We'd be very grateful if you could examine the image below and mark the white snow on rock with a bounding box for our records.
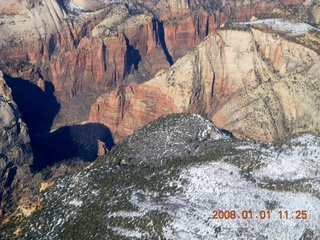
[131,155,320,239]
[109,210,145,218]
[67,3,85,12]
[237,18,319,36]
[68,0,123,12]
[254,134,320,183]
[192,114,227,141]
[108,227,142,238]
[69,198,83,207]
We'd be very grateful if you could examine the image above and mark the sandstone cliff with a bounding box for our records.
[0,71,39,216]
[0,0,310,131]
[89,26,320,142]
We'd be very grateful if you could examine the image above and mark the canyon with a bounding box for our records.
[0,0,320,223]
[89,26,320,142]
[0,71,40,217]
[1,0,316,133]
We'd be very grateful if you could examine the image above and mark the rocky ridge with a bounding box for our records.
[89,24,320,142]
[0,71,39,216]
[2,114,318,239]
[0,0,313,130]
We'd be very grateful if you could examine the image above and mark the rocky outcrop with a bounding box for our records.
[0,0,311,131]
[89,82,179,141]
[0,71,39,216]
[211,28,320,141]
[89,27,320,142]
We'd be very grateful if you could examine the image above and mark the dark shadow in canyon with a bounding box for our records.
[124,37,142,77]
[3,74,60,136]
[157,20,174,66]
[3,74,114,171]
[32,123,114,171]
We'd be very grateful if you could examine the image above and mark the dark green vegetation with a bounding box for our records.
[0,114,241,239]
[1,114,319,239]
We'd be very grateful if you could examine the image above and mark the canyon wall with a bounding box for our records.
[0,0,305,131]
[89,27,320,142]
[0,71,39,216]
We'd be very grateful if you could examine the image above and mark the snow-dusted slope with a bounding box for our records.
[254,134,320,183]
[108,114,227,165]
[131,161,320,239]
[3,114,319,239]
[237,18,319,36]
[129,134,320,239]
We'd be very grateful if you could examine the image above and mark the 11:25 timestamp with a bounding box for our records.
[212,210,308,220]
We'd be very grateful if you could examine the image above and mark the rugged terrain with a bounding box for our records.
[89,22,320,142]
[0,71,40,217]
[0,0,319,156]
[1,114,319,239]
[1,0,319,130]
[0,0,320,238]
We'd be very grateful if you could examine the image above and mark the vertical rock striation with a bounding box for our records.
[0,71,38,216]
[89,27,320,142]
[0,0,307,129]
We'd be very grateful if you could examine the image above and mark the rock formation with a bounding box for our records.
[0,0,311,130]
[89,26,320,142]
[0,71,39,216]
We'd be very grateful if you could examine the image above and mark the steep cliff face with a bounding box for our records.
[0,1,170,127]
[89,83,179,141]
[0,0,310,130]
[0,71,38,216]
[89,26,320,142]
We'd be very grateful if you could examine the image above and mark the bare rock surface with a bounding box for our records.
[90,26,320,142]
[0,71,39,216]
[0,0,311,130]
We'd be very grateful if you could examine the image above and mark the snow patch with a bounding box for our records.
[131,159,320,239]
[237,18,319,36]
[109,210,145,218]
[69,199,83,207]
[108,227,142,238]
[192,114,226,141]
[254,134,320,182]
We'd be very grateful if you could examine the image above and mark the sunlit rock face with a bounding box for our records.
[89,25,320,142]
[0,0,308,130]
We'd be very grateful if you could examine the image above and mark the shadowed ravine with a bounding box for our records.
[3,74,114,171]
[32,123,114,170]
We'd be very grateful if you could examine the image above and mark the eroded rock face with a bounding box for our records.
[0,71,38,215]
[0,0,308,130]
[0,0,41,14]
[89,83,179,141]
[89,27,320,142]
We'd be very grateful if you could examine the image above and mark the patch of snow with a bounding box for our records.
[235,143,258,150]
[92,190,100,196]
[131,160,320,239]
[68,0,124,12]
[108,227,142,239]
[192,114,227,140]
[254,134,320,182]
[69,199,83,207]
[109,210,145,218]
[67,3,85,12]
[237,18,319,36]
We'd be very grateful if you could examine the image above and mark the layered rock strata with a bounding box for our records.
[0,0,308,130]
[89,27,320,142]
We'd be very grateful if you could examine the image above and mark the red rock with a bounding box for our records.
[89,82,179,141]
[0,0,310,132]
